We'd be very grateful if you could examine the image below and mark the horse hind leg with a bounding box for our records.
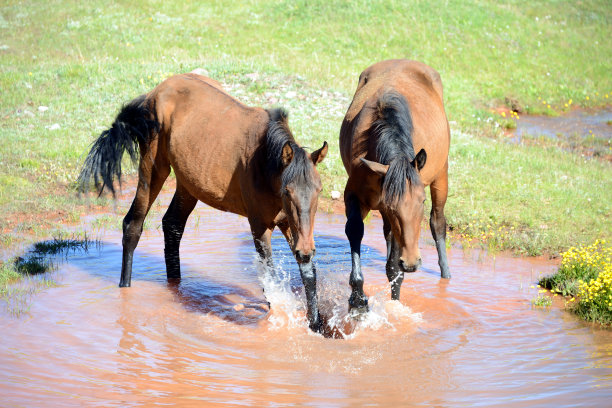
[119,154,170,287]
[162,185,198,280]
[429,162,451,279]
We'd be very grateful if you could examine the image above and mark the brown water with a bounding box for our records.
[2,194,612,407]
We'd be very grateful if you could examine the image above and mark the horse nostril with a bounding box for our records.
[295,250,313,264]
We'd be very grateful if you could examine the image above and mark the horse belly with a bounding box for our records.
[168,129,248,216]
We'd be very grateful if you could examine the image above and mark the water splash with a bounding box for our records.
[255,253,422,339]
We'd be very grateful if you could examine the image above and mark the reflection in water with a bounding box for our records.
[1,197,611,407]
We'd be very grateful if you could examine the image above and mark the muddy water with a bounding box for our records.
[515,107,612,141]
[2,195,612,407]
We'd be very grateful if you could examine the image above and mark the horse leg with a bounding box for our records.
[383,214,404,300]
[251,221,324,332]
[119,158,170,287]
[162,184,198,280]
[250,222,274,272]
[277,220,321,332]
[430,162,451,279]
[345,193,368,313]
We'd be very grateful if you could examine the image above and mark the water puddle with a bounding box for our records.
[1,190,611,406]
[514,107,612,142]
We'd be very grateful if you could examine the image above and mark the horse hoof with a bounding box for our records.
[349,292,368,311]
[441,271,451,279]
[309,321,323,333]
[308,313,323,333]
[119,282,131,288]
[348,305,369,320]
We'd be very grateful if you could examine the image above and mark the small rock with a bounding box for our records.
[38,106,48,112]
[233,303,245,312]
[48,123,60,130]
[331,190,341,200]
[285,91,297,99]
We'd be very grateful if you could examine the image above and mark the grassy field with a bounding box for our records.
[1,0,611,257]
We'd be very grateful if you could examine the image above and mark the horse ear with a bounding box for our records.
[281,143,294,167]
[311,141,328,166]
[360,158,389,177]
[412,149,427,172]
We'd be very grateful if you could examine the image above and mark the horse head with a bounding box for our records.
[266,109,329,264]
[279,141,328,264]
[361,148,427,272]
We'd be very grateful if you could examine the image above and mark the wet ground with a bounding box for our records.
[1,191,611,407]
[514,107,612,142]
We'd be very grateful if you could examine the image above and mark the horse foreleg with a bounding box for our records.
[277,219,321,333]
[298,261,321,332]
[162,185,198,280]
[430,163,451,279]
[120,161,169,287]
[382,214,404,300]
[251,223,274,272]
[345,193,368,314]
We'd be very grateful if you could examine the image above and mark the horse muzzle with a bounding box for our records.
[295,248,315,264]
[399,257,421,273]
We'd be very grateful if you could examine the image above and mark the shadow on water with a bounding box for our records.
[53,231,386,335]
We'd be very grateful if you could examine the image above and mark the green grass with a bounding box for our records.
[13,255,52,275]
[446,131,611,255]
[0,261,21,297]
[0,236,96,313]
[0,0,610,260]
[539,240,612,325]
[1,256,54,315]
[32,233,95,256]
[531,294,553,308]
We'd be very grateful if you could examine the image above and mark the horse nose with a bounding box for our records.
[295,248,315,264]
[399,257,421,272]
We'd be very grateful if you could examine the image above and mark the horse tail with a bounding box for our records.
[77,94,159,197]
[371,90,417,206]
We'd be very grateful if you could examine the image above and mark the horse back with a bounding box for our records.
[147,74,270,216]
[340,59,450,187]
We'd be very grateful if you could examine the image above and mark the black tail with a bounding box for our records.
[371,90,418,206]
[77,95,159,196]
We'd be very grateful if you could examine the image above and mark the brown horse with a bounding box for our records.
[339,59,450,313]
[78,73,328,332]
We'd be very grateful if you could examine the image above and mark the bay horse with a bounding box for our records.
[78,73,328,332]
[339,59,451,314]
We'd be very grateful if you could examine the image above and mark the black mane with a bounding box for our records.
[265,108,313,191]
[371,90,420,206]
